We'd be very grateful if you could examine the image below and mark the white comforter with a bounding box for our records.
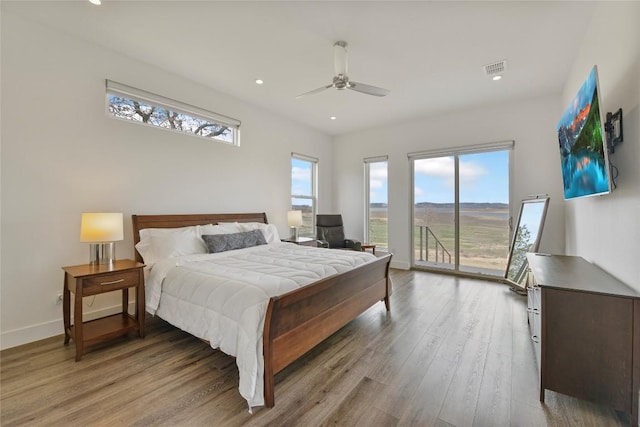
[145,242,376,408]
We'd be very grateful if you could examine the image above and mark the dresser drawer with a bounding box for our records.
[82,270,139,294]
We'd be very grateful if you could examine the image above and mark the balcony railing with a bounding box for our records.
[416,225,451,264]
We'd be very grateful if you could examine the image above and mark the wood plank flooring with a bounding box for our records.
[1,270,630,426]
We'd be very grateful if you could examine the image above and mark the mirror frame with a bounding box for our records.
[504,196,550,287]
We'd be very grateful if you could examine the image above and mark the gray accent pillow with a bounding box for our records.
[202,229,267,253]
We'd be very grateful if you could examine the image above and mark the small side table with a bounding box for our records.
[62,259,145,361]
[361,244,376,254]
[281,237,319,247]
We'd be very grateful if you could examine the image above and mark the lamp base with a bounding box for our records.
[290,226,299,241]
[89,242,116,266]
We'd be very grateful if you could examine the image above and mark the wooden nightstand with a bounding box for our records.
[62,259,145,361]
[281,237,318,247]
[361,244,376,254]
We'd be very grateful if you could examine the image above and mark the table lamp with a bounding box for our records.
[287,210,303,240]
[80,212,124,265]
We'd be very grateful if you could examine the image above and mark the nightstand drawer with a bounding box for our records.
[83,270,139,294]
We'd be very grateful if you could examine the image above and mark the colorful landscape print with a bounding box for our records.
[557,66,610,199]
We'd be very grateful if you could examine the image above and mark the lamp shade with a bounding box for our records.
[80,213,124,242]
[287,210,303,227]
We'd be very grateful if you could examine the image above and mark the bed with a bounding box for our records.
[131,212,392,409]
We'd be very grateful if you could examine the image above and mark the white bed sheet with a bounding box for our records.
[145,242,376,408]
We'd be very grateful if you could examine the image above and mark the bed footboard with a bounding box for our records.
[262,253,392,407]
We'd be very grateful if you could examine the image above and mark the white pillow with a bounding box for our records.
[135,227,207,265]
[139,225,200,239]
[200,223,242,235]
[232,222,280,244]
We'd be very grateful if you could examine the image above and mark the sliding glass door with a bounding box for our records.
[411,144,511,276]
[413,157,456,270]
[458,150,510,274]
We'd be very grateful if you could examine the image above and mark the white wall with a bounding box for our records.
[333,96,566,270]
[0,12,333,349]
[562,2,640,290]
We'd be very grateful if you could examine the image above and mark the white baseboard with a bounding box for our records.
[2,260,410,350]
[0,302,136,350]
[390,260,410,270]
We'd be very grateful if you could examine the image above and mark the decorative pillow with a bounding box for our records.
[135,227,207,265]
[202,229,267,253]
[219,222,280,243]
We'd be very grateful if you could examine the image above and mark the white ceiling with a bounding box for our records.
[4,1,597,136]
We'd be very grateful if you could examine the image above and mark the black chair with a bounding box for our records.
[316,214,362,251]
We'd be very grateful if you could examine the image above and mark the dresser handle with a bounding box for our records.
[532,335,540,343]
[100,278,125,286]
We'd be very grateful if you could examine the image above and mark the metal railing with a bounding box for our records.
[417,225,451,264]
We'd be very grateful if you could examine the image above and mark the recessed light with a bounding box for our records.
[492,75,503,81]
[255,79,264,85]
[330,116,337,120]
[88,0,101,5]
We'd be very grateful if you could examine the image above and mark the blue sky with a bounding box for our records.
[368,161,388,204]
[414,150,510,204]
[291,158,313,207]
[368,151,509,204]
[293,151,509,206]
[291,158,312,197]
[519,200,546,242]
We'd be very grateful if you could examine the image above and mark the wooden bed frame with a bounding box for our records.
[131,212,392,407]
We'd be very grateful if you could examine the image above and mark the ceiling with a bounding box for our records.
[3,1,597,136]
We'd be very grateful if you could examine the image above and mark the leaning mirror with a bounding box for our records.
[504,197,550,288]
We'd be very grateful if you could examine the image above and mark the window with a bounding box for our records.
[106,80,240,145]
[291,153,318,237]
[365,156,388,249]
[410,141,513,276]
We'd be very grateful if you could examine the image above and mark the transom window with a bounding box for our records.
[106,80,240,145]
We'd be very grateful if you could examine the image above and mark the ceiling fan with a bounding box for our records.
[296,41,390,98]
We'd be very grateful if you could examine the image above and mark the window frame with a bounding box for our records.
[291,153,318,237]
[408,140,514,274]
[364,155,389,249]
[106,80,241,145]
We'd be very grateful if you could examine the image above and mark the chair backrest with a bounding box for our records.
[316,214,346,248]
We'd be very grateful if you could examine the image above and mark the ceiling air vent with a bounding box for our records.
[483,60,507,77]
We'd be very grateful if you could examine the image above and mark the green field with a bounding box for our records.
[370,206,509,271]
[295,204,510,272]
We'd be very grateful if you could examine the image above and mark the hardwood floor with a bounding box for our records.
[1,270,630,426]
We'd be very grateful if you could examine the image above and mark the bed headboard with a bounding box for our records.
[131,212,268,263]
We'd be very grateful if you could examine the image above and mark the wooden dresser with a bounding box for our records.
[526,253,640,426]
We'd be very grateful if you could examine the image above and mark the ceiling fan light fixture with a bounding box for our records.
[296,40,390,99]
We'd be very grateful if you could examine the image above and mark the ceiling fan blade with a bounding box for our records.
[347,81,390,97]
[296,84,333,99]
[334,41,348,76]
